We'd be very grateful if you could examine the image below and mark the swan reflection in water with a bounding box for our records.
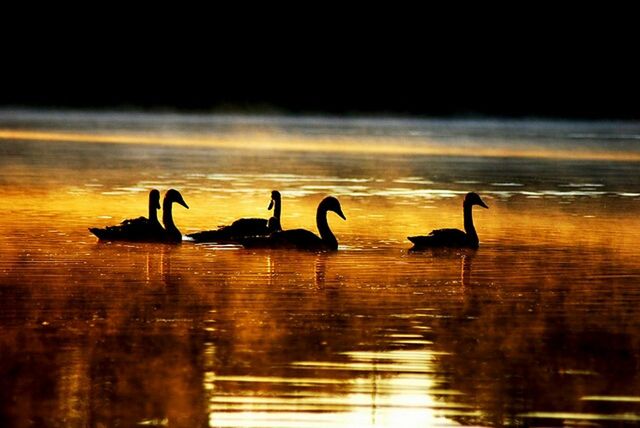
[263,250,333,289]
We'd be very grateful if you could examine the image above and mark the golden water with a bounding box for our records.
[1,112,640,427]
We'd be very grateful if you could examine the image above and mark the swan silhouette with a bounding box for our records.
[89,189,163,242]
[188,190,282,243]
[241,196,346,251]
[160,189,190,242]
[90,189,189,243]
[408,192,488,249]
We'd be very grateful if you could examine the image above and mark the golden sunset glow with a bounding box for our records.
[2,114,640,427]
[2,128,640,161]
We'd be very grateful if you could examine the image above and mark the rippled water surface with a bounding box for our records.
[2,111,640,427]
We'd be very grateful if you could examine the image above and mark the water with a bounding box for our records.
[1,111,640,427]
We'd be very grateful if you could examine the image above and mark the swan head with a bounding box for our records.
[150,189,161,210]
[320,196,346,220]
[268,190,281,210]
[164,189,189,209]
[464,192,488,209]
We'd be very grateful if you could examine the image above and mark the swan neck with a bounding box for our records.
[463,202,478,244]
[274,198,281,221]
[162,200,180,236]
[148,200,159,224]
[317,206,337,249]
[267,198,282,231]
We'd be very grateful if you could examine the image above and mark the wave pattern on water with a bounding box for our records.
[2,113,640,427]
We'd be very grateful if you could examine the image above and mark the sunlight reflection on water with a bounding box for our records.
[1,113,640,427]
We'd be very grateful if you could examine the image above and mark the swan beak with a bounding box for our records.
[155,201,161,210]
[178,198,189,209]
[336,208,346,220]
[268,199,274,210]
[478,200,489,209]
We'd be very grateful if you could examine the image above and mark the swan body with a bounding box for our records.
[89,189,163,242]
[188,191,282,243]
[408,192,488,249]
[90,189,189,243]
[241,196,346,251]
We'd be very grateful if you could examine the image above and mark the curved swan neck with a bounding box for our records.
[316,206,337,249]
[463,202,478,245]
[162,199,180,236]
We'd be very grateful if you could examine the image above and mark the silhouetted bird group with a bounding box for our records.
[90,189,489,250]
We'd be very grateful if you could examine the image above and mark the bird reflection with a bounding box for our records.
[460,250,486,322]
[461,251,475,287]
[263,250,332,288]
[315,253,328,288]
[141,244,178,285]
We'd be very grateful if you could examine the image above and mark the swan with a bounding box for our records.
[408,192,488,249]
[89,189,163,241]
[90,189,189,243]
[241,196,346,251]
[187,190,282,243]
[160,189,190,242]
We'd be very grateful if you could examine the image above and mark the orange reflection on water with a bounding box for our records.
[2,122,640,426]
[3,128,640,161]
[2,172,640,255]
[2,237,640,427]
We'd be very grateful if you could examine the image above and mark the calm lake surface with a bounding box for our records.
[2,110,640,427]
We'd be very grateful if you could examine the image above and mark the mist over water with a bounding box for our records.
[1,111,640,427]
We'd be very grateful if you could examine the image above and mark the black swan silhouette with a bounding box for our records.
[241,196,346,251]
[408,192,488,249]
[188,190,282,243]
[90,189,188,243]
[89,189,163,242]
[160,189,190,242]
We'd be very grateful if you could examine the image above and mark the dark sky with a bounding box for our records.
[2,21,637,120]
